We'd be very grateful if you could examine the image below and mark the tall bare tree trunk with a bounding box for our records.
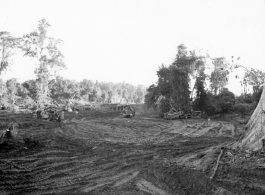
[236,84,265,150]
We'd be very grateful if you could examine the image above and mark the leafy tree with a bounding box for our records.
[21,19,65,107]
[22,80,37,100]
[170,45,203,112]
[156,65,172,98]
[69,82,80,98]
[193,70,207,111]
[210,57,229,95]
[122,89,129,103]
[0,32,19,75]
[89,87,101,102]
[145,84,159,108]
[0,79,6,95]
[80,79,94,100]
[203,92,219,115]
[170,65,190,112]
[243,68,265,94]
[108,91,113,103]
[217,88,235,113]
[47,76,81,101]
[135,85,146,103]
[236,93,253,104]
[159,98,171,117]
[6,78,18,104]
[252,87,263,103]
[16,82,28,98]
[98,82,112,93]
[101,90,108,103]
[171,45,208,112]
[233,103,251,116]
[145,44,206,113]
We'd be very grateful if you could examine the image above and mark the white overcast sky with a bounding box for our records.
[1,0,265,95]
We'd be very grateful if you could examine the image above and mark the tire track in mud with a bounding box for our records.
[0,118,169,194]
[0,112,237,194]
[169,119,235,138]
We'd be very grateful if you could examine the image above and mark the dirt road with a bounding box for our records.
[0,111,264,194]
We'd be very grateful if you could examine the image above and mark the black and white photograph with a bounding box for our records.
[0,0,265,194]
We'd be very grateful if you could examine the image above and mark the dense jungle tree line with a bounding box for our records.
[1,19,264,115]
[1,19,265,150]
[0,77,146,107]
[145,44,264,116]
[0,19,146,108]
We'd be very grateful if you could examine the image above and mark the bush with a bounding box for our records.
[217,89,235,113]
[233,103,251,116]
[252,88,263,103]
[205,104,219,116]
[236,94,254,104]
[249,102,257,111]
[159,98,170,117]
[219,101,234,113]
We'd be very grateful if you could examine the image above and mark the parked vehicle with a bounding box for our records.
[36,105,61,122]
[84,104,96,111]
[164,108,186,119]
[191,111,202,118]
[120,105,135,118]
[183,110,202,119]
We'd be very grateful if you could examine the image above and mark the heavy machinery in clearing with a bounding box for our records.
[36,105,61,122]
[120,105,135,118]
[164,109,187,119]
[120,109,135,118]
[164,110,202,120]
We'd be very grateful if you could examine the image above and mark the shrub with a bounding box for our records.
[236,94,254,104]
[249,102,257,111]
[219,101,234,113]
[159,98,170,117]
[252,88,263,103]
[205,103,219,116]
[217,89,235,113]
[233,103,251,116]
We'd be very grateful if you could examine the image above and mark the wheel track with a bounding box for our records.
[1,112,238,194]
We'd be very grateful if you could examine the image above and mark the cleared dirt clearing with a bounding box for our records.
[0,111,264,194]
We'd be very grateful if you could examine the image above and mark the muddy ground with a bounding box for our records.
[0,110,265,195]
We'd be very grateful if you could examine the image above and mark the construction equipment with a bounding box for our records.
[84,104,96,111]
[164,109,186,119]
[120,105,135,118]
[191,111,202,118]
[36,105,61,122]
[120,110,135,118]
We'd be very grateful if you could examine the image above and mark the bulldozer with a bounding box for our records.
[120,105,135,118]
[164,107,188,120]
[36,105,61,122]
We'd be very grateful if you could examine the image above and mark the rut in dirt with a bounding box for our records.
[2,111,264,195]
